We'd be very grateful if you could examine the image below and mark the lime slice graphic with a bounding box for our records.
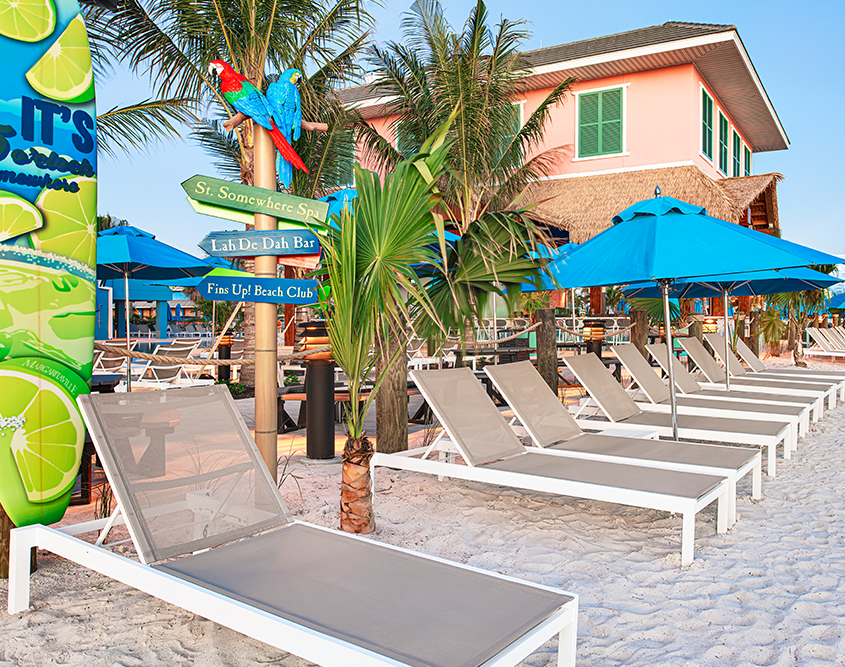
[0,0,56,42]
[0,190,43,242]
[0,357,87,504]
[25,14,93,103]
[31,176,97,268]
[0,248,95,379]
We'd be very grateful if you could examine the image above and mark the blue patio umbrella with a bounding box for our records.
[97,225,211,390]
[828,293,845,310]
[624,267,842,390]
[552,195,843,439]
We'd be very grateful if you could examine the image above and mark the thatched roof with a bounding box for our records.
[524,166,783,244]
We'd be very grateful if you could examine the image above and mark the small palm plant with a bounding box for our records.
[317,123,451,533]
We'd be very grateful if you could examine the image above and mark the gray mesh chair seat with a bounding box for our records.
[563,353,793,476]
[705,333,845,389]
[484,361,761,527]
[678,336,834,409]
[8,385,578,667]
[733,335,845,379]
[374,367,730,566]
[646,342,819,412]
[158,522,569,667]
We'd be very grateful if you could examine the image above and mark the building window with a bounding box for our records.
[743,145,752,176]
[702,89,714,159]
[732,131,742,177]
[578,88,623,158]
[718,112,729,174]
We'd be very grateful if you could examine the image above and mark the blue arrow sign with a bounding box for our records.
[199,230,320,258]
[198,276,320,304]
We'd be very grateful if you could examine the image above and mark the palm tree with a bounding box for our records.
[85,0,375,387]
[357,0,570,349]
[358,0,574,231]
[317,124,451,533]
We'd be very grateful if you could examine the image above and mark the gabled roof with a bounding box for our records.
[522,22,735,67]
[523,165,782,243]
[341,21,788,152]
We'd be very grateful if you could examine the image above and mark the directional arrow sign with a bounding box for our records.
[182,175,329,224]
[198,276,320,304]
[199,230,320,258]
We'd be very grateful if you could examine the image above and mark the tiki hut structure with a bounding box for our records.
[526,165,782,243]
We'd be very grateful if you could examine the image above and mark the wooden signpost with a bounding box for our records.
[198,276,319,304]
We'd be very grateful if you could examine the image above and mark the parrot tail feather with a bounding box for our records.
[268,121,308,174]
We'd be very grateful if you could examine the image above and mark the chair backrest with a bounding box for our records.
[99,339,137,371]
[677,337,727,382]
[830,327,845,347]
[733,336,768,372]
[610,344,670,404]
[806,327,834,351]
[145,342,197,383]
[646,343,703,394]
[562,354,641,422]
[484,361,581,447]
[410,368,526,467]
[704,333,748,376]
[818,327,845,350]
[78,385,292,565]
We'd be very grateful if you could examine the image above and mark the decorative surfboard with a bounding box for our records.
[0,0,96,526]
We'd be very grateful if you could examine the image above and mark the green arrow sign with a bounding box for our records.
[182,175,329,224]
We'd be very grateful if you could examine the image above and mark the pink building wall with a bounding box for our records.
[357,63,754,180]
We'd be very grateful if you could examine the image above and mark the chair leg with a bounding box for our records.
[681,512,695,567]
[752,461,762,500]
[784,431,794,460]
[726,477,737,528]
[557,617,578,667]
[716,491,728,535]
[767,443,776,478]
[7,527,36,614]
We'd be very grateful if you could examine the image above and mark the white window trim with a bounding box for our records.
[574,83,629,160]
[717,109,729,175]
[514,99,527,127]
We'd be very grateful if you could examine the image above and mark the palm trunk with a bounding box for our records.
[787,305,796,352]
[793,324,808,368]
[340,434,375,533]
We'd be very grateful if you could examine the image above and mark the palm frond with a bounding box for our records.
[97,97,199,159]
[191,118,244,181]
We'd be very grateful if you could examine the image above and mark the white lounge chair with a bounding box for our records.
[484,361,760,527]
[679,336,836,410]
[805,328,845,358]
[647,343,818,433]
[736,338,845,380]
[8,385,579,667]
[563,353,793,476]
[611,343,805,445]
[133,341,212,388]
[374,367,730,566]
[704,334,845,400]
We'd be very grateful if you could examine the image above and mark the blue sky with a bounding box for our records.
[96,0,845,258]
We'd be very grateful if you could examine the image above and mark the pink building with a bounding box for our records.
[341,22,788,241]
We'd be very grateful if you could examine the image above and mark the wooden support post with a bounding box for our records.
[536,308,558,395]
[631,310,648,360]
[284,267,295,347]
[589,286,603,315]
[375,323,408,454]
[253,126,279,479]
[0,502,11,579]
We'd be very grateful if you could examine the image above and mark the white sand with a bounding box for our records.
[3,356,845,666]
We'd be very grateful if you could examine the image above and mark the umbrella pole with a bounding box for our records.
[571,288,576,343]
[660,281,679,440]
[723,290,731,391]
[124,271,131,392]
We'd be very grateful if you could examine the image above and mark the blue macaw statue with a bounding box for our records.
[267,69,304,189]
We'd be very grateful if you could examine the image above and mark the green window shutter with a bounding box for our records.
[579,88,623,157]
[600,88,622,154]
[718,112,729,174]
[579,92,600,157]
[744,146,752,176]
[732,132,741,177]
[702,90,713,159]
